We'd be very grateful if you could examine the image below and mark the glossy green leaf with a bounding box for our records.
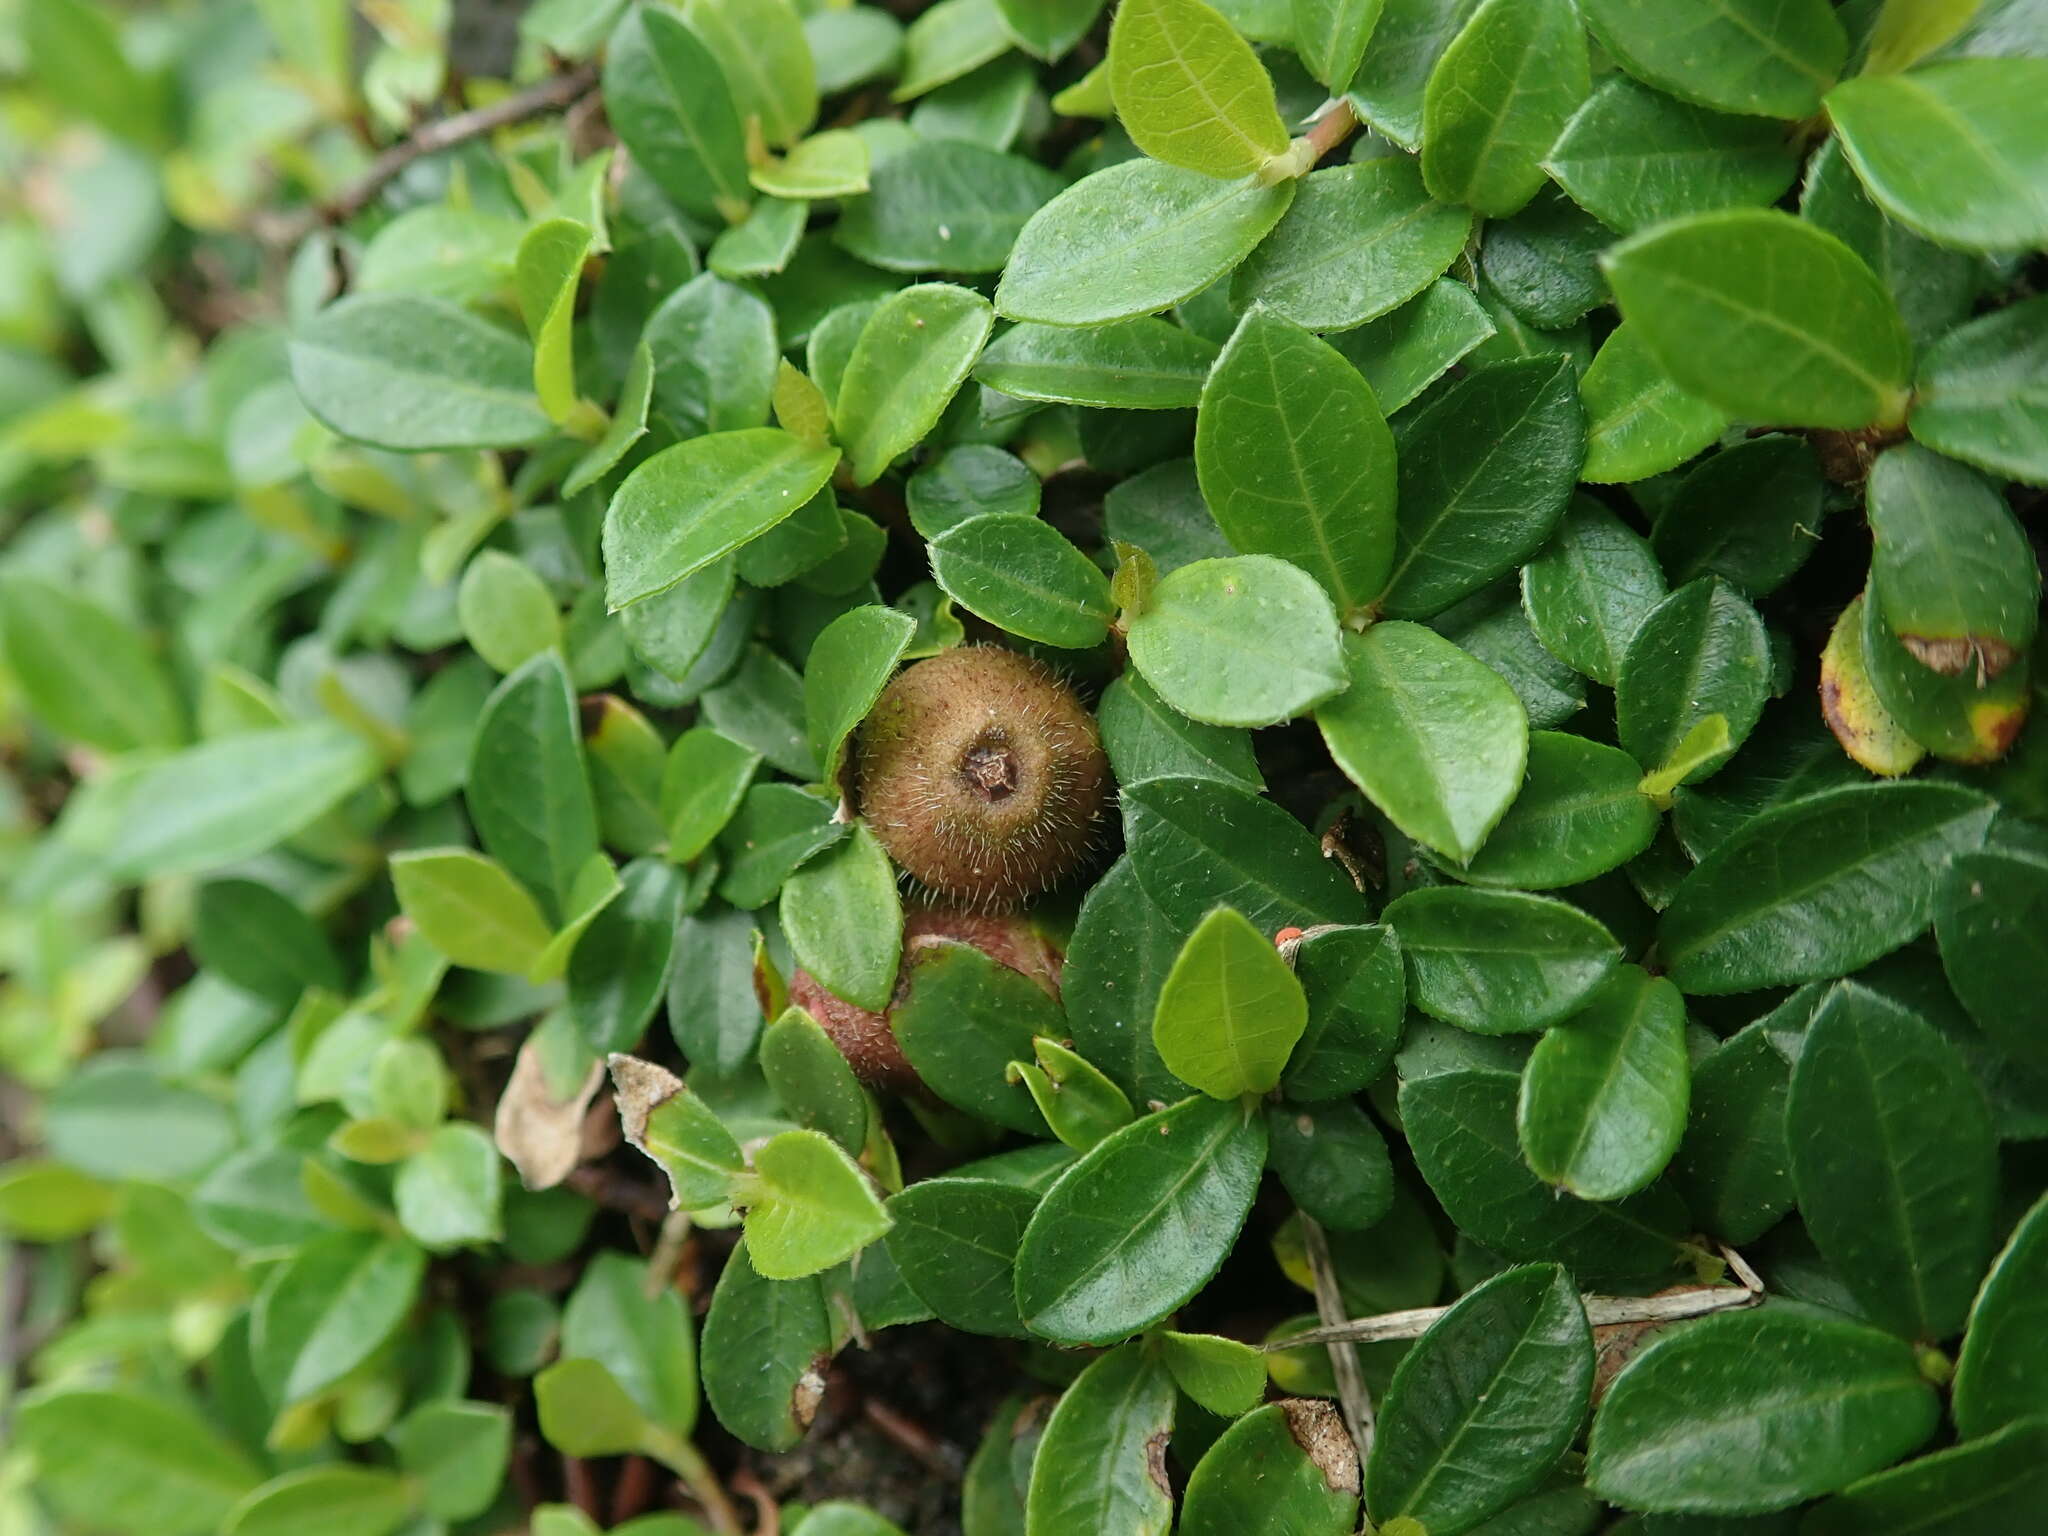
[744,1128,891,1279]
[1346,0,1483,147]
[837,283,993,484]
[1670,1019,1795,1245]
[1616,578,1770,785]
[515,218,592,422]
[1651,432,1824,599]
[1461,733,1660,890]
[643,273,777,437]
[1232,159,1474,332]
[976,318,1219,410]
[1266,1097,1392,1229]
[761,1006,870,1155]
[1388,887,1621,1035]
[1478,189,1609,331]
[1282,923,1405,1101]
[780,825,902,1014]
[1098,671,1262,790]
[1369,1263,1593,1533]
[1803,1417,2048,1536]
[14,1387,260,1535]
[1827,59,2048,252]
[996,158,1296,326]
[1107,0,1290,178]
[836,139,1062,274]
[1522,499,1668,687]
[1126,555,1350,728]
[1910,294,2048,487]
[928,513,1114,648]
[1937,849,2048,1077]
[1024,1343,1176,1536]
[469,651,601,920]
[1659,782,1997,994]
[1602,210,1912,430]
[661,728,759,863]
[884,1177,1038,1337]
[1152,906,1309,1099]
[290,294,551,450]
[0,574,183,752]
[1439,584,1590,731]
[1326,276,1495,414]
[1317,622,1529,863]
[893,940,1064,1133]
[1577,322,1731,484]
[701,1239,838,1451]
[1518,966,1688,1201]
[802,604,915,785]
[1421,0,1590,217]
[1123,774,1365,931]
[1546,77,1799,233]
[570,859,685,1055]
[1787,982,1997,1341]
[1195,307,1397,617]
[1586,1307,1938,1515]
[1381,357,1584,618]
[389,849,553,976]
[1184,1400,1360,1535]
[1014,1094,1267,1344]
[603,5,750,220]
[1580,0,1845,118]
[1953,1189,2048,1437]
[604,428,841,610]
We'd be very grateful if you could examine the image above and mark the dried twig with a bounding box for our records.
[1300,1216,1376,1462]
[254,63,600,247]
[1275,1276,1765,1353]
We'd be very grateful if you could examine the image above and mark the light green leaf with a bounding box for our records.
[1579,0,1846,118]
[1421,0,1590,217]
[391,849,554,976]
[0,574,184,753]
[602,4,751,221]
[779,824,903,1013]
[928,513,1115,648]
[744,1128,892,1279]
[14,1387,260,1535]
[457,549,561,675]
[975,318,1220,410]
[683,0,816,148]
[835,283,994,484]
[515,218,593,422]
[1107,0,1290,178]
[1153,906,1309,1099]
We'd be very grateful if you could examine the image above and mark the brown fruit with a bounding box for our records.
[791,906,1064,1091]
[854,646,1108,909]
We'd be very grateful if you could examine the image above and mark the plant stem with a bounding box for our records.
[1300,1216,1376,1462]
[1274,1277,1763,1352]
[644,1429,745,1536]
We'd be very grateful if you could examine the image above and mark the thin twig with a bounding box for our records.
[644,1210,694,1299]
[1300,97,1359,163]
[1300,1216,1376,1462]
[255,63,600,247]
[1275,1279,1764,1353]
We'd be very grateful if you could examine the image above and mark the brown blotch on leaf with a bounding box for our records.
[1900,633,2020,682]
[1281,1398,1361,1496]
[1145,1431,1173,1495]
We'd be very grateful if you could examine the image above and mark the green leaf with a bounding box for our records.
[1804,1417,2048,1536]
[1601,209,1912,430]
[1015,1094,1268,1344]
[15,1387,260,1534]
[1125,555,1350,728]
[1580,0,1844,118]
[1827,59,2048,252]
[1152,905,1309,1099]
[1910,293,2048,487]
[976,318,1219,410]
[1381,357,1584,618]
[1518,966,1688,1201]
[1866,443,2039,672]
[835,139,1063,274]
[709,196,807,279]
[1122,774,1365,931]
[1024,1344,1176,1536]
[684,0,815,147]
[391,1401,513,1521]
[996,158,1296,326]
[895,0,1013,100]
[1402,1069,1686,1279]
[0,1161,115,1242]
[560,1247,698,1439]
[644,273,777,438]
[0,574,183,752]
[395,1122,503,1249]
[1266,1097,1392,1229]
[836,283,994,484]
[1064,855,1200,1105]
[223,1468,415,1536]
[611,1054,746,1209]
[1659,782,1996,994]
[290,294,551,450]
[743,1128,891,1280]
[603,428,842,610]
[1546,76,1799,233]
[928,512,1115,648]
[1478,188,1609,330]
[1389,887,1622,1035]
[884,1177,1039,1337]
[716,782,844,909]
[1369,1263,1593,1533]
[1651,432,1824,599]
[1158,1330,1270,1418]
[515,218,593,422]
[1522,498,1668,688]
[1316,622,1529,863]
[661,728,760,863]
[469,651,602,920]
[1183,1401,1360,1534]
[762,1006,871,1155]
[1670,1020,1795,1245]
[570,858,685,1055]
[1439,585,1589,732]
[701,1239,838,1451]
[1017,1037,1138,1152]
[1232,159,1473,332]
[1787,983,1997,1342]
[1577,321,1731,485]
[1421,0,1590,216]
[602,5,750,221]
[1616,578,1771,786]
[1459,732,1661,890]
[1283,924,1405,1101]
[1325,276,1496,414]
[780,825,902,1013]
[1586,1307,1938,1515]
[1294,0,1385,92]
[536,1357,651,1457]
[22,0,165,146]
[1195,307,1398,617]
[754,128,871,200]
[253,1230,425,1405]
[803,604,916,786]
[1107,0,1290,178]
[1856,587,2031,767]
[1347,0,1484,147]
[893,940,1063,1133]
[1937,850,2048,1077]
[1954,1191,2048,1437]
[190,878,342,1007]
[1098,671,1262,790]
[69,722,382,880]
[997,0,1104,59]
[391,849,554,976]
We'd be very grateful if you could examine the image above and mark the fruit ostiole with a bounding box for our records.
[791,645,1108,1089]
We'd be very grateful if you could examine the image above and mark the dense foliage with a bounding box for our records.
[4,0,2048,1532]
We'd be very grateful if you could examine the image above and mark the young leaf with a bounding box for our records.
[1421,0,1590,217]
[1368,1263,1593,1533]
[1152,906,1309,1099]
[514,218,593,422]
[1579,0,1846,119]
[1183,1400,1360,1535]
[1387,887,1622,1035]
[1602,209,1912,430]
[1107,0,1290,179]
[1316,623,1529,864]
[835,283,994,484]
[1518,966,1689,1201]
[743,1129,891,1280]
[390,850,555,976]
[395,1122,504,1249]
[1195,307,1398,617]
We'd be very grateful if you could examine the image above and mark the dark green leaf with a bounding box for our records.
[835,139,1064,274]
[1952,1191,2048,1438]
[1522,498,1668,688]
[603,5,750,221]
[1183,1400,1360,1535]
[1937,849,2048,1077]
[1266,1098,1392,1230]
[884,1178,1038,1337]
[1326,277,1495,414]
[893,940,1062,1133]
[1461,733,1660,890]
[1910,293,2048,487]
[469,652,601,921]
[1282,923,1406,1102]
[1579,0,1845,118]
[976,318,1219,410]
[1616,579,1771,785]
[1670,1020,1795,1246]
[1651,434,1823,599]
[1421,0,1590,217]
[1023,1344,1176,1536]
[1803,1417,2048,1536]
[701,1239,838,1451]
[1123,775,1365,931]
[1388,887,1622,1034]
[569,859,684,1055]
[1098,672,1262,790]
